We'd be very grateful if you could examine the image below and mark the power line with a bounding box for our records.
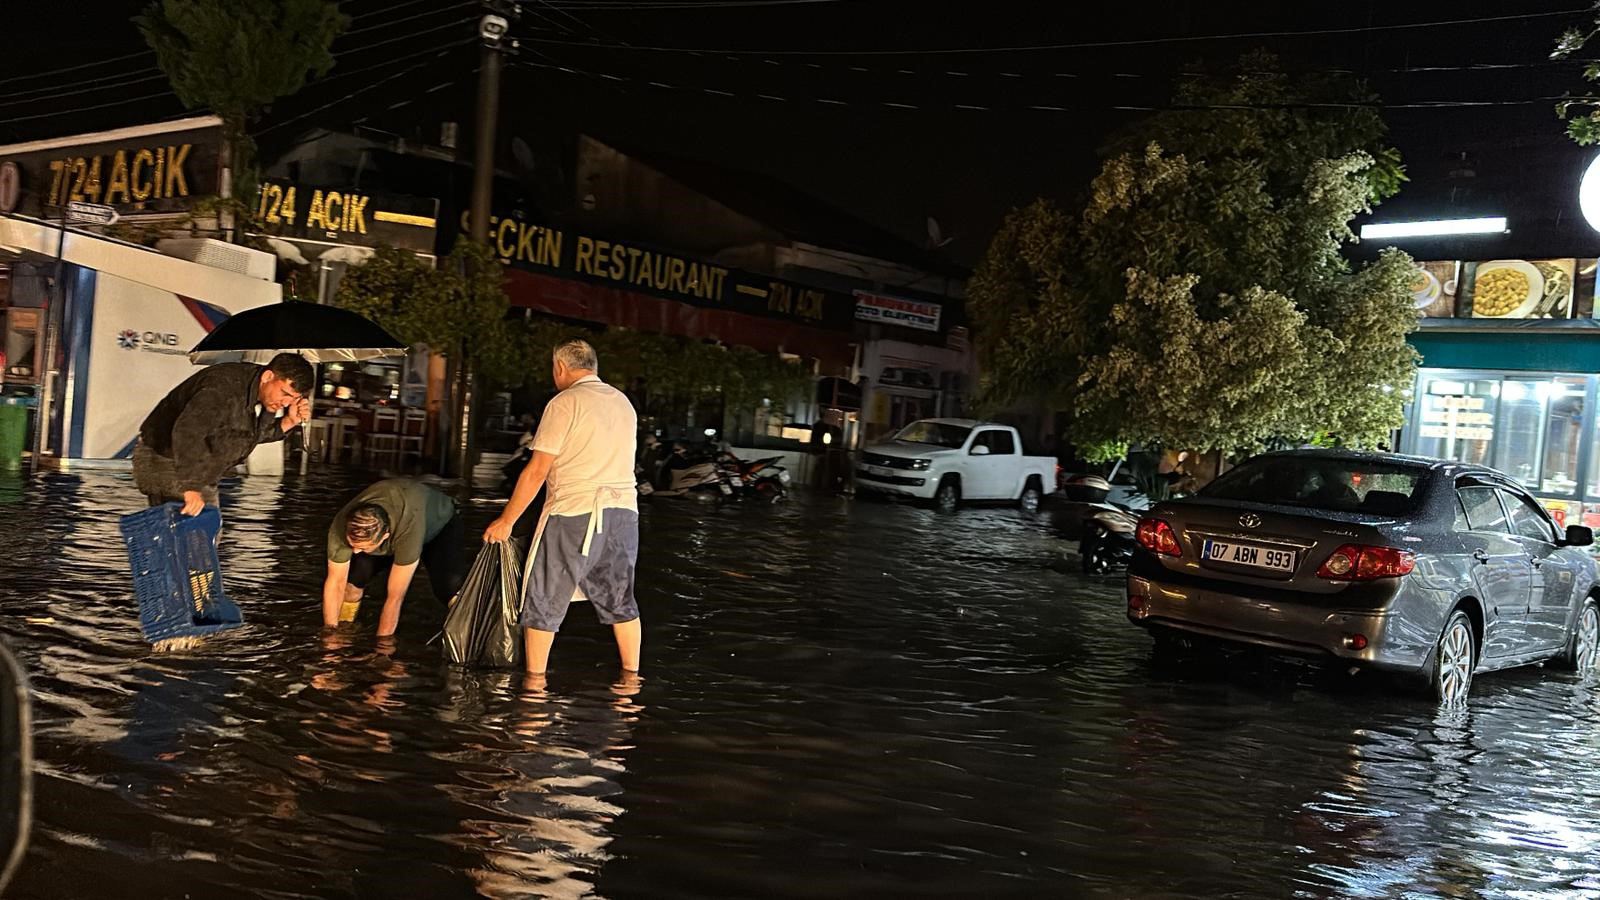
[511,57,1580,113]
[515,7,1593,56]
[0,73,169,111]
[0,18,477,115]
[2,66,164,102]
[0,49,155,88]
[344,1,475,38]
[262,43,473,136]
[533,0,851,7]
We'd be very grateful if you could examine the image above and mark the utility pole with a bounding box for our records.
[446,0,518,478]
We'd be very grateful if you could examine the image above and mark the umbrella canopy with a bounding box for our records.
[188,302,407,365]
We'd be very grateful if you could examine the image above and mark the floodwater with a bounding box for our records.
[2,469,1599,898]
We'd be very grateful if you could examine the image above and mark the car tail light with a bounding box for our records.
[1317,544,1416,581]
[1135,517,1181,557]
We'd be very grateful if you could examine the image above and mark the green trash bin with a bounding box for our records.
[0,399,30,470]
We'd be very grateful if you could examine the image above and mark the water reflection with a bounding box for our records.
[4,471,1600,897]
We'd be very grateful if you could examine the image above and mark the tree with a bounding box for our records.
[136,0,348,206]
[968,52,1418,462]
[334,239,524,382]
[1553,10,1600,144]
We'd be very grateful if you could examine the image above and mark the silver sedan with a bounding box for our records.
[1126,450,1600,703]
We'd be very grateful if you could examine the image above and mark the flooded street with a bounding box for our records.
[2,469,1600,898]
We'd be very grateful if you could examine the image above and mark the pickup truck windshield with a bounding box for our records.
[894,422,973,449]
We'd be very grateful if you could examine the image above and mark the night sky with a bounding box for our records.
[3,0,1597,264]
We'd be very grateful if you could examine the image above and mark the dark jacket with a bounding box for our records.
[139,363,288,492]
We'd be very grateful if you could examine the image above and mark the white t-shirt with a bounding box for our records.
[531,375,639,517]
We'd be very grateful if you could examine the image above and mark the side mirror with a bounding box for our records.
[0,641,31,895]
[970,444,991,456]
[1565,524,1594,548]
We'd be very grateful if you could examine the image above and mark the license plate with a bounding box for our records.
[1202,539,1297,573]
[866,465,893,476]
[719,482,733,495]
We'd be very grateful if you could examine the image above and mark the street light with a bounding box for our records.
[1581,154,1600,233]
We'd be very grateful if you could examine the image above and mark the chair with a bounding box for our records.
[400,409,427,466]
[366,408,401,469]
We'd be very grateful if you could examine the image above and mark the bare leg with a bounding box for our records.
[524,627,557,674]
[612,618,642,672]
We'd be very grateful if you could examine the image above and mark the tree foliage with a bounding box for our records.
[136,0,348,200]
[968,52,1418,462]
[1553,11,1600,145]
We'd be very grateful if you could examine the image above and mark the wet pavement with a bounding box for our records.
[1,468,1599,898]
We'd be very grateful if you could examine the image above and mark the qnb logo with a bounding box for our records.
[117,330,180,351]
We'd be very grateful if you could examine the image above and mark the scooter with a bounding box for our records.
[648,451,731,501]
[1080,498,1146,575]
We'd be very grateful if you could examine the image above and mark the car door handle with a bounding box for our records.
[1472,549,1490,563]
[1529,556,1544,568]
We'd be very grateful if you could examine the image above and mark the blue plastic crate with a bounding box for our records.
[118,503,243,644]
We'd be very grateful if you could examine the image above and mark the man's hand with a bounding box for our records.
[484,515,514,544]
[180,490,206,516]
[283,397,311,430]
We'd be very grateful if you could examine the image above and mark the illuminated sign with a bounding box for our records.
[0,120,223,218]
[253,179,438,252]
[457,211,855,331]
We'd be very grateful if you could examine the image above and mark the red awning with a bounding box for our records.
[503,269,855,375]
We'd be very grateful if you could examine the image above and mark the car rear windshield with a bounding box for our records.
[1200,457,1429,515]
[893,422,973,449]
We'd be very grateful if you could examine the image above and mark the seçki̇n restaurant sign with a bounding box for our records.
[455,209,858,332]
[0,116,224,219]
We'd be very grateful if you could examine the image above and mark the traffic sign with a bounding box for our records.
[65,201,119,226]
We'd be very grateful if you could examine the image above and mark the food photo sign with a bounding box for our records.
[1461,259,1581,319]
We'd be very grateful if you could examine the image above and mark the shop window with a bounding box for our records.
[1497,379,1548,487]
[1414,377,1497,466]
[1540,378,1586,495]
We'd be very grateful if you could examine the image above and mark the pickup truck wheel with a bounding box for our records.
[934,479,960,513]
[1018,483,1042,514]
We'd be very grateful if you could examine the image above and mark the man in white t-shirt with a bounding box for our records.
[485,339,640,675]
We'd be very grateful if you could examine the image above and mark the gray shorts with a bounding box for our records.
[521,509,640,632]
[132,444,219,509]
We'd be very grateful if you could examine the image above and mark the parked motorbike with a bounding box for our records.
[1080,499,1144,575]
[647,448,730,501]
[716,452,791,504]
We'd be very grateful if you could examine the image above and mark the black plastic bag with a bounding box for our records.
[442,540,525,667]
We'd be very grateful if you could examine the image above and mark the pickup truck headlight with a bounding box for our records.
[908,458,931,470]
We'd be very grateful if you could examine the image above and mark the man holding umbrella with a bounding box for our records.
[134,352,315,514]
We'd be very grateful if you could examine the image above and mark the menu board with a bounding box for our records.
[1418,394,1493,441]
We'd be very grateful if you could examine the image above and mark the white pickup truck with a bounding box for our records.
[854,418,1056,513]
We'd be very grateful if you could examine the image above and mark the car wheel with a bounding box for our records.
[934,480,960,514]
[1430,610,1477,705]
[1019,483,1042,514]
[1558,597,1600,673]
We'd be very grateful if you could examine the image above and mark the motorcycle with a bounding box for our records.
[646,448,729,501]
[1080,500,1142,574]
[716,452,790,504]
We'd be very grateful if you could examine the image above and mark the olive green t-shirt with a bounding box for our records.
[327,479,456,565]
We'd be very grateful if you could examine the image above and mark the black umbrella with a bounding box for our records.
[187,302,407,365]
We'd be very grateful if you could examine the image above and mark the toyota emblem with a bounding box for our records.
[1238,514,1262,528]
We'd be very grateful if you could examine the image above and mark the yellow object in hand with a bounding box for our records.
[339,598,361,623]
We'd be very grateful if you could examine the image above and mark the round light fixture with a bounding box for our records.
[1581,154,1600,232]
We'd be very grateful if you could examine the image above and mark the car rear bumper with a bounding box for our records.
[1124,568,1429,675]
